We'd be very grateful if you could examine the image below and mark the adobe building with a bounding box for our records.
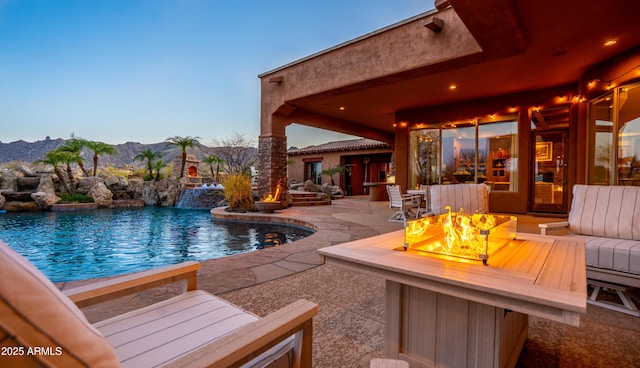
[258,0,640,214]
[287,138,392,196]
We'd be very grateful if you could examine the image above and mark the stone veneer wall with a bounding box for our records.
[258,135,288,198]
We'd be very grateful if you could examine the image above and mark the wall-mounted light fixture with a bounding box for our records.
[268,76,283,84]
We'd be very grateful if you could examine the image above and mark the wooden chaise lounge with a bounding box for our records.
[0,240,318,367]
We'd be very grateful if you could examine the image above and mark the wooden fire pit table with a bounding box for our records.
[318,231,586,368]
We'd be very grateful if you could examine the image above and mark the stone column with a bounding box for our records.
[258,133,288,199]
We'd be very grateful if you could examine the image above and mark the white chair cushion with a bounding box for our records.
[94,289,294,368]
[581,235,640,275]
[0,240,120,367]
[430,184,489,215]
[568,185,640,241]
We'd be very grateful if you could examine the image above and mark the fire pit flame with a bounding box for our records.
[403,208,516,264]
[261,184,282,203]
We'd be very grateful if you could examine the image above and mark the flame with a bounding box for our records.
[261,184,282,202]
[404,207,512,261]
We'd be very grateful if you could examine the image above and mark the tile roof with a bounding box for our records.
[288,138,390,156]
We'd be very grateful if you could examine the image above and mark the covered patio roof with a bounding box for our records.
[260,0,640,143]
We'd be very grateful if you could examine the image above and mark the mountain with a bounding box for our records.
[0,137,255,169]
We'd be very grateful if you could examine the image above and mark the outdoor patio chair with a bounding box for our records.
[426,183,490,216]
[0,240,318,368]
[386,184,422,223]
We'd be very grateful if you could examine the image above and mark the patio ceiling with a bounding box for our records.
[285,0,640,136]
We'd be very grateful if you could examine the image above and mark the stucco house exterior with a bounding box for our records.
[258,0,640,214]
[287,138,392,196]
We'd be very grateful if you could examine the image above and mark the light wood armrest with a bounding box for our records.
[64,261,200,308]
[539,221,569,235]
[166,299,319,368]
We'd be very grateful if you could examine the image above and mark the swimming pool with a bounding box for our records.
[0,207,314,282]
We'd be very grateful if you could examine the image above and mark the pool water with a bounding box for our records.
[0,207,314,282]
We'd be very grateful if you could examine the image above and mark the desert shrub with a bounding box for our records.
[222,174,254,211]
[104,166,133,177]
[59,193,94,203]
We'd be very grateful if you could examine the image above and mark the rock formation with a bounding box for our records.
[141,182,160,206]
[31,192,60,209]
[3,201,41,212]
[75,176,103,194]
[88,182,113,208]
[155,177,182,207]
[36,175,56,195]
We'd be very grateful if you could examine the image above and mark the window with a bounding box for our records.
[409,127,440,186]
[409,115,518,191]
[479,118,518,191]
[617,84,640,185]
[587,82,640,185]
[305,161,322,185]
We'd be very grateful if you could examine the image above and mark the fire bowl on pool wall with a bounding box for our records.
[254,201,282,213]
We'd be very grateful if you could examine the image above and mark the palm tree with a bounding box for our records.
[321,165,345,186]
[134,149,162,180]
[56,149,82,193]
[36,151,74,194]
[59,134,89,177]
[202,155,225,183]
[84,141,117,176]
[165,136,201,178]
[152,160,168,180]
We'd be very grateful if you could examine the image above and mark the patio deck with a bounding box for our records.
[65,196,640,367]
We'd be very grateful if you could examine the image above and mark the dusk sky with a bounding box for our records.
[0,1,427,148]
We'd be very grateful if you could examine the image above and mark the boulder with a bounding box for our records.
[36,175,57,195]
[3,201,41,212]
[99,170,120,188]
[76,176,104,194]
[116,175,128,189]
[88,182,113,208]
[141,182,160,206]
[31,192,60,209]
[129,180,144,200]
[303,180,318,192]
[0,194,5,209]
[127,175,144,187]
[321,183,344,197]
[16,165,36,177]
[0,170,18,191]
[155,177,181,206]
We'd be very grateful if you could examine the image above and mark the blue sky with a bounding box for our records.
[0,0,427,148]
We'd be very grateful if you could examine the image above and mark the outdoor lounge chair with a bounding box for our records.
[386,185,422,223]
[0,240,318,367]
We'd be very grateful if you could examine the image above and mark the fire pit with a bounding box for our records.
[401,206,517,265]
[255,185,283,213]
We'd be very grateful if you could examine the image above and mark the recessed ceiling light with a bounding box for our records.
[339,106,345,110]
[449,84,457,90]
[604,39,617,46]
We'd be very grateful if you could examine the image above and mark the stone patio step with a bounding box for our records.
[291,200,331,206]
[289,191,331,206]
